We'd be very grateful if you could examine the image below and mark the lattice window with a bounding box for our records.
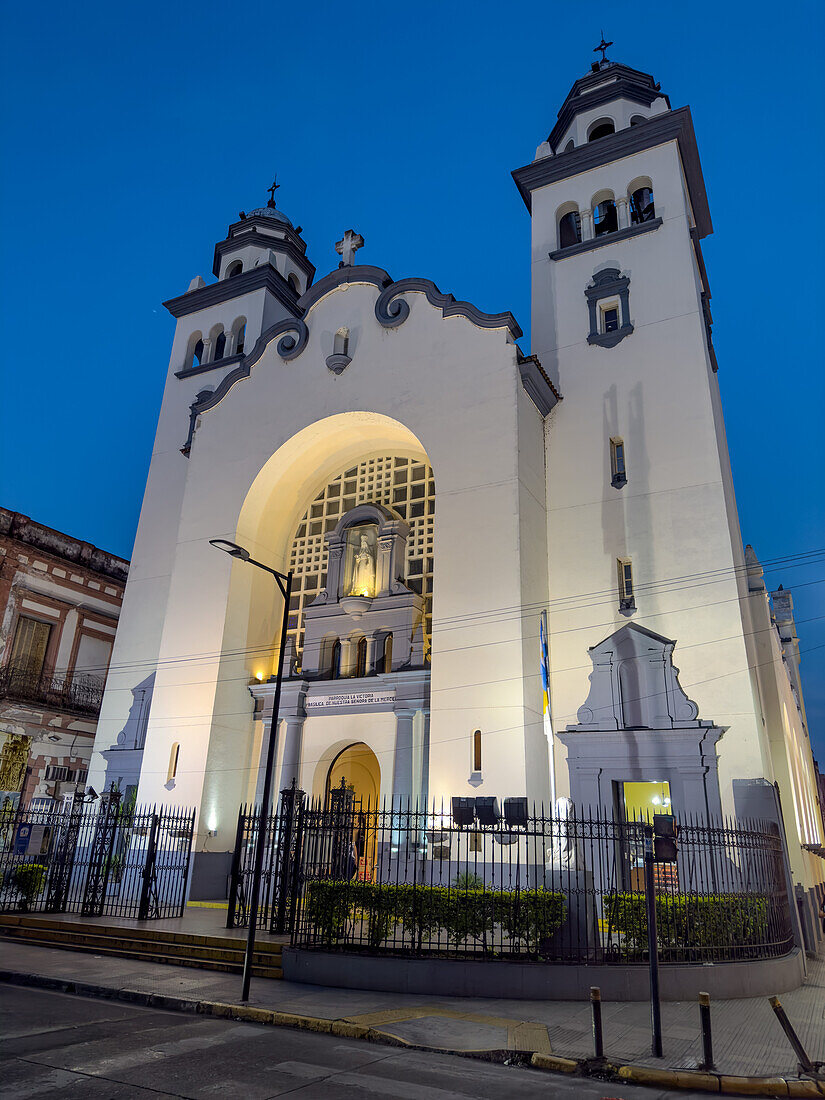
[288,455,435,665]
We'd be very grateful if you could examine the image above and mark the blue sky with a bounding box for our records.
[1,1,823,758]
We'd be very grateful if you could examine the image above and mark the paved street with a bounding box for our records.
[2,935,824,1079]
[0,986,716,1099]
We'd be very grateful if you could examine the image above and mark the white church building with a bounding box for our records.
[89,54,825,939]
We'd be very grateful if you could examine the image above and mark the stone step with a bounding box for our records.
[0,927,283,980]
[0,914,283,957]
[0,924,279,967]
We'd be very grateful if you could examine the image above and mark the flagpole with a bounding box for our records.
[540,609,557,811]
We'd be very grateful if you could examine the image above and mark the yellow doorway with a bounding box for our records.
[325,742,381,806]
[325,742,381,882]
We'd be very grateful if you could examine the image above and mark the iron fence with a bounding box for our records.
[0,664,104,717]
[290,795,794,965]
[0,796,195,919]
[227,781,305,934]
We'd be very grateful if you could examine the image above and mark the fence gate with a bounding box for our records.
[227,782,306,935]
[0,798,195,920]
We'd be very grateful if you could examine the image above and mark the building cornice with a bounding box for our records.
[517,353,561,416]
[512,107,712,239]
[180,267,523,454]
[548,64,668,151]
[299,265,395,312]
[0,508,129,582]
[212,230,316,283]
[549,217,662,261]
[163,265,302,319]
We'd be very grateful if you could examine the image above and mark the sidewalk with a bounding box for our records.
[1,934,823,1083]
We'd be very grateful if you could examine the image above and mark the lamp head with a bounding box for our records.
[209,539,251,561]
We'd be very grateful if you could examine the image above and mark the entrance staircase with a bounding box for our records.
[0,913,284,980]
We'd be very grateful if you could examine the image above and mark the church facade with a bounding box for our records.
[88,56,825,942]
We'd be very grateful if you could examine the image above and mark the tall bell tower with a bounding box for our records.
[512,49,772,813]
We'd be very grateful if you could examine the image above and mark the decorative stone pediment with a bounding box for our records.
[568,623,705,731]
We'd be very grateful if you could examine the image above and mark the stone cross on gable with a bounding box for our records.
[335,229,364,267]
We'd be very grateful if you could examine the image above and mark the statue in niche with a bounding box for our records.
[348,534,375,598]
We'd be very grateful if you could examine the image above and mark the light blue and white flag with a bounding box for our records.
[540,609,556,808]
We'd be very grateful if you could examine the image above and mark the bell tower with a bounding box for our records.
[512,50,772,813]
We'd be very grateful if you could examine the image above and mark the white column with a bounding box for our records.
[580,209,593,241]
[365,634,378,675]
[617,197,630,230]
[279,716,305,791]
[202,337,214,364]
[340,638,355,677]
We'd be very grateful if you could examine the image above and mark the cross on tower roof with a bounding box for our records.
[594,32,612,64]
[267,177,280,208]
[335,229,364,267]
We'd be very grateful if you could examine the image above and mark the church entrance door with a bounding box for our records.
[325,741,381,806]
[324,742,381,881]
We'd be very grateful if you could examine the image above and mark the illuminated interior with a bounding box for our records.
[622,780,672,821]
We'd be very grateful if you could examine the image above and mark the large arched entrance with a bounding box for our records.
[325,742,381,806]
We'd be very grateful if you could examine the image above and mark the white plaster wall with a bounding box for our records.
[124,276,545,847]
[88,279,297,801]
[530,140,769,814]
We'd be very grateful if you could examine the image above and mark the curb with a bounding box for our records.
[3,969,823,1097]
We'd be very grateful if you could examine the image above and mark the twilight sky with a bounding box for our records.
[1,1,823,758]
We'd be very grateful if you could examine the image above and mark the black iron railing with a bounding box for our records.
[227,781,305,934]
[0,798,195,919]
[0,664,104,717]
[284,798,793,965]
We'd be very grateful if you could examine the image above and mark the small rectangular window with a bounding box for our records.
[610,438,627,487]
[617,558,635,609]
[602,305,619,333]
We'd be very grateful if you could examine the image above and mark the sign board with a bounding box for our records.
[306,690,395,710]
[13,823,32,855]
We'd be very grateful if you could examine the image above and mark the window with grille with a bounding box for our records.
[10,616,51,677]
[45,765,71,781]
[610,438,627,487]
[288,455,435,667]
[617,558,636,610]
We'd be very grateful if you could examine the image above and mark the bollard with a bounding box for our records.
[643,823,663,1057]
[698,991,715,1071]
[590,986,604,1060]
[769,996,816,1074]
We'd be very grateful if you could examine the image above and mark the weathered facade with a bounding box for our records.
[0,509,128,809]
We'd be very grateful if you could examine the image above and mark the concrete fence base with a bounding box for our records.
[283,946,805,1001]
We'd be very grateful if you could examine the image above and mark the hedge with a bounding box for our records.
[606,892,770,954]
[304,879,566,955]
[11,863,47,908]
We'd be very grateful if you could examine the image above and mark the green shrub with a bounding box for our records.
[606,892,770,955]
[303,879,566,956]
[11,863,47,907]
[498,888,567,951]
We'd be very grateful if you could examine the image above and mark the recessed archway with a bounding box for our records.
[323,741,381,807]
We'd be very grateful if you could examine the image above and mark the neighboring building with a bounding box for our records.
[87,52,824,939]
[0,509,128,810]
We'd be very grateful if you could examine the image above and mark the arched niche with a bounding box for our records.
[224,412,430,681]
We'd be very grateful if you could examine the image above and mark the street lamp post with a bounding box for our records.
[209,538,293,1002]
